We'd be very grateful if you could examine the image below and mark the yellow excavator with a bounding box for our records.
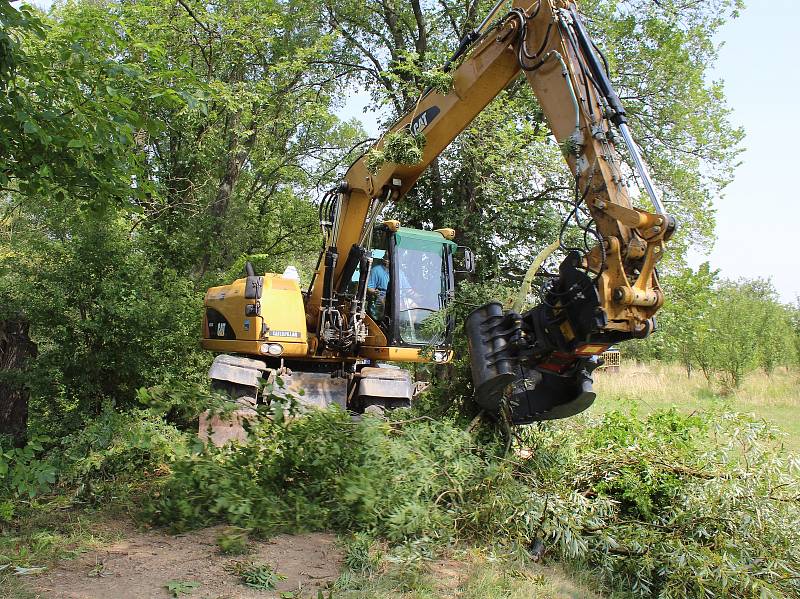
[200,0,674,431]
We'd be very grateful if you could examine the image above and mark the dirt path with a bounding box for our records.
[28,526,341,599]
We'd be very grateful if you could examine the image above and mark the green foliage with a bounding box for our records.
[0,0,162,208]
[1,0,360,440]
[421,69,454,95]
[692,279,796,390]
[137,381,225,430]
[632,270,797,391]
[382,51,454,99]
[792,300,800,367]
[366,129,427,174]
[150,403,800,598]
[526,411,799,598]
[0,408,185,513]
[165,580,200,597]
[227,561,286,590]
[0,437,56,499]
[149,406,494,536]
[8,215,208,432]
[55,406,188,496]
[342,533,383,574]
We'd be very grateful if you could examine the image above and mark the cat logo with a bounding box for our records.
[411,106,440,135]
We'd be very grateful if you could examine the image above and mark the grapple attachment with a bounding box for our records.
[465,251,616,424]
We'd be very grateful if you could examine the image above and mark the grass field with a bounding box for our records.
[592,361,800,453]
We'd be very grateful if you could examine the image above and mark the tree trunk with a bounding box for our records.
[196,112,256,277]
[0,318,36,447]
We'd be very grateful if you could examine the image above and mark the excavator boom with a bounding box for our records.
[306,0,673,422]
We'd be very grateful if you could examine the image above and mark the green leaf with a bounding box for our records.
[165,580,200,597]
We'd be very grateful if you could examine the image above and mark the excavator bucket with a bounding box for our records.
[465,302,600,424]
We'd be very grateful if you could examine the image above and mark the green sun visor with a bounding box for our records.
[395,227,457,253]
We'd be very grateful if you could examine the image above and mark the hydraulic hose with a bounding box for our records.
[512,238,561,313]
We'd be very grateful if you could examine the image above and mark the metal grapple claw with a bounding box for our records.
[465,252,614,424]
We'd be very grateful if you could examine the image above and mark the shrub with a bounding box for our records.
[56,406,189,493]
[0,436,57,501]
[150,406,800,598]
[1,407,187,511]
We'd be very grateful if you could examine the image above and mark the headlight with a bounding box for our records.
[433,350,449,363]
[260,343,284,356]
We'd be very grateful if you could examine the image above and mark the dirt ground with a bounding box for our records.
[20,521,599,599]
[26,526,341,599]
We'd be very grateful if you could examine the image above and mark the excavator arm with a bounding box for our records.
[307,0,674,422]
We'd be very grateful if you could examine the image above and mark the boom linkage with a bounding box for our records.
[307,0,674,422]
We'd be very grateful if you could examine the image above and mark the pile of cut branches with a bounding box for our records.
[148,399,800,599]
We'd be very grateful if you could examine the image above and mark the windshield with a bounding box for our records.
[394,233,451,345]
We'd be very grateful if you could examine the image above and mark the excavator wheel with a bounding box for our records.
[351,366,413,414]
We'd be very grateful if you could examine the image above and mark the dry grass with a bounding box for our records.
[332,554,600,599]
[591,362,800,453]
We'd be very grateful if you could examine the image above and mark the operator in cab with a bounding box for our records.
[367,254,390,320]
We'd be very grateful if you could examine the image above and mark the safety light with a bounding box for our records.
[433,350,449,363]
[260,343,284,356]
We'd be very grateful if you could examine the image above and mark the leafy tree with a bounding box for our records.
[1,0,360,435]
[627,263,718,372]
[752,288,796,375]
[95,0,364,279]
[325,0,743,281]
[694,279,795,391]
[1,0,163,440]
[791,300,800,367]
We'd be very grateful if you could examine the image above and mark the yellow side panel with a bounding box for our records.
[203,273,309,358]
[358,346,452,364]
[204,277,260,341]
[260,274,308,344]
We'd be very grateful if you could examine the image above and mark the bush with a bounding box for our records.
[0,408,187,512]
[149,406,800,598]
[149,406,497,538]
[0,437,57,503]
[56,406,189,493]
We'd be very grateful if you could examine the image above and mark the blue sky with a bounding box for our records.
[695,0,800,302]
[28,1,800,302]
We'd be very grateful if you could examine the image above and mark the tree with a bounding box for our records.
[693,279,796,391]
[1,0,362,435]
[1,0,153,440]
[791,300,800,367]
[94,0,364,279]
[324,0,744,281]
[634,263,718,374]
[0,317,36,447]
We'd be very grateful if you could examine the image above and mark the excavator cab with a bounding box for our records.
[350,223,457,352]
[386,226,456,348]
